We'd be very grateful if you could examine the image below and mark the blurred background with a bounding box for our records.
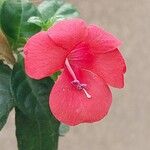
[0,0,150,149]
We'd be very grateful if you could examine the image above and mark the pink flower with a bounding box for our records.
[24,19,126,126]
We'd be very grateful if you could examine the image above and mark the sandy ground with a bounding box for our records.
[0,0,150,149]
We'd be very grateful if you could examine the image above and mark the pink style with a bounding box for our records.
[24,19,126,126]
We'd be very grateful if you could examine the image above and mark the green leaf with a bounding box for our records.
[55,3,79,19]
[38,0,63,21]
[0,61,13,130]
[0,0,5,27]
[27,16,43,27]
[59,123,70,136]
[11,56,60,150]
[0,0,41,49]
[51,71,61,81]
[38,0,79,24]
[15,108,59,150]
[0,0,5,6]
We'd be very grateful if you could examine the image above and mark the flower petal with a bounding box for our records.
[90,49,126,88]
[24,31,68,79]
[49,69,112,126]
[48,19,87,50]
[86,25,122,53]
[68,42,94,69]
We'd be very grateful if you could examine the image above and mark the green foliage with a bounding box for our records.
[59,123,70,136]
[0,0,5,27]
[15,108,59,150]
[0,0,41,49]
[0,0,79,149]
[12,56,60,150]
[27,16,43,27]
[51,71,61,81]
[38,0,79,20]
[0,61,13,130]
[0,0,5,6]
[28,0,79,30]
[0,0,5,12]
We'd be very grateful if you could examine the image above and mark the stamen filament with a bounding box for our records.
[65,59,77,80]
[65,59,92,99]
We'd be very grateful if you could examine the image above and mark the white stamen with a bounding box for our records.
[83,89,92,99]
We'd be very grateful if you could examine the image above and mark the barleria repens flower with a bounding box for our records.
[24,19,126,126]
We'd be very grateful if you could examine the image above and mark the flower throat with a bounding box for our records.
[65,59,92,99]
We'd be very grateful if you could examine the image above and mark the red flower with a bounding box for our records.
[24,19,126,126]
